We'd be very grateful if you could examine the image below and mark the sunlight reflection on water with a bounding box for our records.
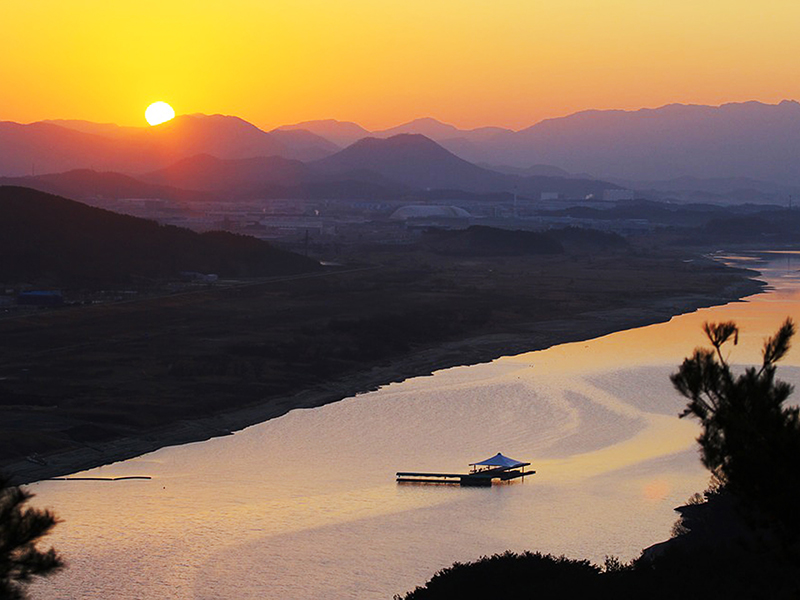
[29,251,800,599]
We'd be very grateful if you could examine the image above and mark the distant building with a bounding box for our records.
[258,217,325,234]
[540,192,561,201]
[603,189,636,201]
[389,205,471,221]
[17,291,64,307]
[179,272,219,283]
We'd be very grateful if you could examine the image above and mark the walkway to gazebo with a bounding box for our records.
[396,453,535,487]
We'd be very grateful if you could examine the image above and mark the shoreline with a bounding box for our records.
[6,273,764,486]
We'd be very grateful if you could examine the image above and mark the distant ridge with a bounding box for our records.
[145,154,312,193]
[42,119,143,139]
[14,135,615,201]
[497,99,800,185]
[373,117,512,142]
[267,128,341,159]
[478,163,575,178]
[143,153,409,199]
[0,169,213,204]
[0,114,340,177]
[10,99,799,195]
[0,121,131,177]
[274,100,800,188]
[0,120,619,200]
[275,119,370,148]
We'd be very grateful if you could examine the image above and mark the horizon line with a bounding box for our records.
[13,97,799,134]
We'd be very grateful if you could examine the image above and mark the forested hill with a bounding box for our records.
[0,186,319,285]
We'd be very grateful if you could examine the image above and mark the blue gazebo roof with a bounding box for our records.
[469,453,527,468]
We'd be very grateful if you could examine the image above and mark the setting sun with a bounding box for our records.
[144,101,175,126]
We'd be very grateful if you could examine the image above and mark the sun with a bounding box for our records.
[145,101,175,126]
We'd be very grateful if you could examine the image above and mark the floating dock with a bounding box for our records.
[46,476,152,481]
[396,453,535,487]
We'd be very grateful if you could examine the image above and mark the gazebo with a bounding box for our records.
[396,453,535,486]
[469,453,530,474]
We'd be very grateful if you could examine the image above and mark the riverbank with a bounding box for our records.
[0,248,763,485]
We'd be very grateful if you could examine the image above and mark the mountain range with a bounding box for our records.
[279,101,800,189]
[1,134,612,203]
[3,100,800,199]
[311,134,611,198]
[0,114,337,178]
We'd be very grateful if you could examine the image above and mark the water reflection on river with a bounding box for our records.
[30,252,800,599]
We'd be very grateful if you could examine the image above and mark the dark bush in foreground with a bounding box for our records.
[396,551,601,599]
[628,540,800,600]
[396,545,800,600]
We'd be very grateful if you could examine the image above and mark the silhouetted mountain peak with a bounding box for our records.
[401,117,455,130]
[0,186,318,284]
[314,134,518,193]
[375,118,462,139]
[348,133,454,156]
[407,117,444,124]
[267,127,341,158]
[276,119,370,147]
[150,114,338,160]
[150,113,264,135]
[279,118,366,130]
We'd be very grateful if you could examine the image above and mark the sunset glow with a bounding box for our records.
[3,1,800,130]
[5,0,800,595]
[144,101,175,126]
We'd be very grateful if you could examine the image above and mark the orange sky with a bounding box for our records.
[3,0,800,131]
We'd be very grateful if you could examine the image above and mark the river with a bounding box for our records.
[28,251,800,599]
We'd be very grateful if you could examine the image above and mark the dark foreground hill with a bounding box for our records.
[0,186,319,285]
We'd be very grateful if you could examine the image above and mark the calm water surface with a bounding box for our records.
[29,252,800,599]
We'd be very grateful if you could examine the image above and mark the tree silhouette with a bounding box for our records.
[0,476,63,599]
[671,318,800,535]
